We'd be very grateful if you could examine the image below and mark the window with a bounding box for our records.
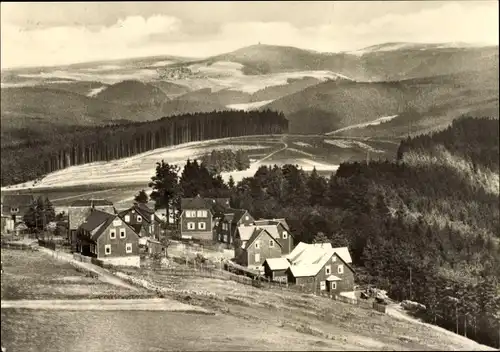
[320,281,326,291]
[105,245,111,255]
[332,255,337,262]
[269,240,274,247]
[218,234,222,241]
[198,222,206,230]
[186,210,196,218]
[245,216,249,221]
[255,240,260,249]
[197,210,207,217]
[109,229,116,239]
[254,253,260,263]
[113,219,122,227]
[151,214,155,221]
[149,225,154,233]
[120,228,126,239]
[125,243,132,254]
[124,215,130,222]
[224,235,228,243]
[10,207,19,213]
[137,215,142,222]
[331,282,337,290]
[338,264,344,274]
[187,222,195,230]
[325,265,331,275]
[282,231,288,239]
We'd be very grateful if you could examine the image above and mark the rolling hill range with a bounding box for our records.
[263,66,499,135]
[1,42,498,152]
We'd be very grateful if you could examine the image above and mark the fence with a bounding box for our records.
[38,240,56,250]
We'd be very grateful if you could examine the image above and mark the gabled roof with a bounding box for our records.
[79,210,116,242]
[332,247,352,264]
[287,242,354,278]
[244,228,282,250]
[2,194,35,207]
[181,195,213,210]
[223,208,249,223]
[253,224,280,241]
[237,225,257,241]
[264,257,290,271]
[255,218,290,231]
[70,199,114,207]
[118,203,161,224]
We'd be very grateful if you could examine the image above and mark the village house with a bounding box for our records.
[180,195,230,240]
[278,242,355,294]
[1,194,35,233]
[68,199,115,251]
[215,208,254,246]
[263,257,290,283]
[234,227,283,271]
[118,202,163,245]
[75,209,140,267]
[251,219,295,254]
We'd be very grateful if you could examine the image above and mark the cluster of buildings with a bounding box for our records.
[1,193,355,294]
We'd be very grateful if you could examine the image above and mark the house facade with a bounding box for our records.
[180,195,229,240]
[263,257,290,283]
[1,194,35,232]
[76,209,140,267]
[118,203,162,241]
[234,228,283,271]
[252,220,294,254]
[285,242,355,294]
[68,199,115,251]
[215,209,254,245]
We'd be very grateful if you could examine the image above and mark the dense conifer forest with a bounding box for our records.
[0,109,288,186]
[151,116,499,348]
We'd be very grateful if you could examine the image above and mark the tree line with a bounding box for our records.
[199,149,251,174]
[1,109,288,186]
[147,116,499,348]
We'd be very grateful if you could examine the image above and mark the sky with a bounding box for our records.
[1,1,498,69]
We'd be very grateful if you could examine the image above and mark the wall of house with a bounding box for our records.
[329,258,355,294]
[100,256,140,268]
[264,266,288,282]
[289,256,355,293]
[96,219,139,259]
[246,232,282,270]
[180,209,212,238]
[272,224,294,255]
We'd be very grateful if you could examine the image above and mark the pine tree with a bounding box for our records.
[134,189,149,204]
[149,160,181,226]
[307,167,327,206]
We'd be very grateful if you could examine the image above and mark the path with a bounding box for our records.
[51,188,117,202]
[253,135,288,165]
[386,304,497,351]
[36,246,139,291]
[1,298,211,313]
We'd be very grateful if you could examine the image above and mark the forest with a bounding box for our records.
[0,109,288,186]
[148,116,500,348]
[199,149,251,174]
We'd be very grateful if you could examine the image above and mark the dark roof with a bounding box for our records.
[255,218,290,231]
[70,199,114,207]
[79,210,116,241]
[181,195,230,212]
[118,203,161,224]
[2,194,35,207]
[223,208,248,223]
[129,223,143,235]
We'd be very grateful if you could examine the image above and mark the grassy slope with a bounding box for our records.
[119,266,494,351]
[95,79,168,105]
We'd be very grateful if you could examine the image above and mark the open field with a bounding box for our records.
[0,248,153,300]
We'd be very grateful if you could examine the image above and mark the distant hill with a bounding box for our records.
[264,67,499,135]
[150,81,192,97]
[95,80,168,106]
[199,44,498,82]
